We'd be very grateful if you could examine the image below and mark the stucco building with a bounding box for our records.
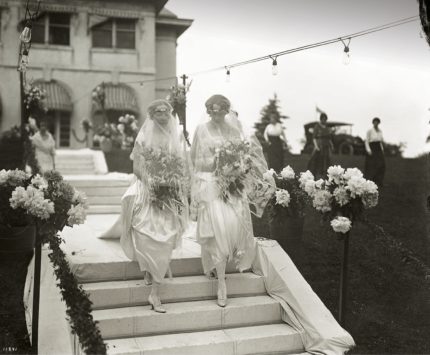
[0,0,192,147]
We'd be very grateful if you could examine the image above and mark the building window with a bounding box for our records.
[32,13,71,46]
[92,19,135,49]
[46,110,71,147]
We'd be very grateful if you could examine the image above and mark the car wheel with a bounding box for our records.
[339,142,354,155]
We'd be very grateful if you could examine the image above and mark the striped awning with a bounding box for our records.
[95,83,139,113]
[34,80,73,112]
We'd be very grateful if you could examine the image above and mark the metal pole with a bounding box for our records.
[180,74,188,145]
[20,70,27,163]
[338,232,350,326]
[31,236,41,354]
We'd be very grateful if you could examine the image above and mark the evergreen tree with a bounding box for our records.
[254,94,288,149]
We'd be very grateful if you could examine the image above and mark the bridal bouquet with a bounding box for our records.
[300,166,379,234]
[140,147,188,210]
[264,165,310,222]
[214,139,254,201]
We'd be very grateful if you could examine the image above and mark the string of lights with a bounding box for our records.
[65,15,419,104]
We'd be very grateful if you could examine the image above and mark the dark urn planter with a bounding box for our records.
[0,225,36,253]
[0,135,24,170]
[0,225,36,351]
[104,148,133,173]
[269,216,305,264]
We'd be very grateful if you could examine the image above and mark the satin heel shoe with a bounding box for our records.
[217,283,227,308]
[148,295,166,313]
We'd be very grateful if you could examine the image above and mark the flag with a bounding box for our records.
[315,105,325,114]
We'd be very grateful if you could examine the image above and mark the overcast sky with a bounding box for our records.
[166,0,430,156]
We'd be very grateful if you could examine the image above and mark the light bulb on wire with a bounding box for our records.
[225,67,231,83]
[341,38,351,65]
[343,47,351,65]
[19,21,32,43]
[271,57,278,76]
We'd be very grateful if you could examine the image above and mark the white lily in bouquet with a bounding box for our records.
[300,165,379,236]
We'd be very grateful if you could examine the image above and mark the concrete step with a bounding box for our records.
[87,205,122,214]
[93,295,282,339]
[57,169,96,175]
[105,324,304,355]
[72,186,127,197]
[56,155,94,161]
[56,164,95,171]
[83,273,266,309]
[87,196,123,205]
[65,175,132,188]
[72,255,239,283]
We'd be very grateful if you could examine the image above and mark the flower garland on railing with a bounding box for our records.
[46,235,106,354]
[38,171,107,354]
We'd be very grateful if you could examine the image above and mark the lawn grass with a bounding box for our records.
[255,154,430,354]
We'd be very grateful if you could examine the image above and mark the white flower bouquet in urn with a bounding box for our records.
[300,165,379,236]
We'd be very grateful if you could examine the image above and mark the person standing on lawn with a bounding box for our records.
[364,117,385,187]
[263,113,287,172]
[307,112,334,179]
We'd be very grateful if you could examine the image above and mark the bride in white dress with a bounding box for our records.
[191,94,270,307]
[120,99,188,313]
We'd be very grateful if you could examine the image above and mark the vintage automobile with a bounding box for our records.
[301,121,366,155]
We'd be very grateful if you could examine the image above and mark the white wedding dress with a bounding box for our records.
[191,122,258,275]
[120,117,188,284]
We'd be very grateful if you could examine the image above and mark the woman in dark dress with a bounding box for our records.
[307,113,333,179]
[263,114,287,172]
[364,117,385,187]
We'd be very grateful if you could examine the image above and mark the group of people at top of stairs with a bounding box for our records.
[103,95,271,312]
[265,111,386,188]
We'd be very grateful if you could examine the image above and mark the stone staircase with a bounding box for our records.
[29,214,354,354]
[60,216,305,355]
[65,174,131,214]
[82,257,304,355]
[55,149,100,175]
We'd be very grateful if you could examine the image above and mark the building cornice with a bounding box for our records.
[156,16,193,37]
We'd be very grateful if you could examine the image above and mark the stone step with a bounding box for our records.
[65,175,132,188]
[56,163,95,171]
[93,295,282,339]
[56,155,94,161]
[87,205,122,214]
[83,273,266,309]
[72,255,239,283]
[73,186,127,197]
[58,170,97,175]
[105,324,304,355]
[87,196,122,205]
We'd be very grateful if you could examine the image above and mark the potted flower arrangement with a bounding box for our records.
[117,114,139,150]
[167,82,191,126]
[93,123,121,153]
[93,114,139,173]
[264,165,310,258]
[24,83,47,120]
[300,166,379,324]
[0,169,88,252]
[300,166,379,235]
